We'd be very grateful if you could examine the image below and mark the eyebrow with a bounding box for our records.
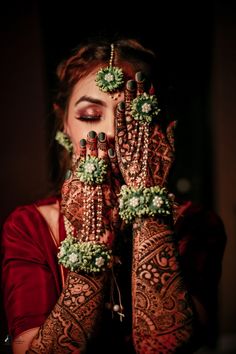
[75,95,107,107]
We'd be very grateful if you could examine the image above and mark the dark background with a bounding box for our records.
[0,0,235,352]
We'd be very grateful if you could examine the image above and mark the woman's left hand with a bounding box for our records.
[115,72,176,188]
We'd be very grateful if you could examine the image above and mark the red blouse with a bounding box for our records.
[0,196,227,347]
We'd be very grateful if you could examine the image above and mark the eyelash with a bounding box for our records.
[76,115,101,121]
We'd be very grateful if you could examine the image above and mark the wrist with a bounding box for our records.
[118,185,173,223]
[58,236,113,274]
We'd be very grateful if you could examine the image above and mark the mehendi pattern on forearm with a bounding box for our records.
[132,218,195,353]
[27,272,107,353]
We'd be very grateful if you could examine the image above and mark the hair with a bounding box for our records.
[49,37,164,195]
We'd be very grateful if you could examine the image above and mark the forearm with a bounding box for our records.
[132,217,195,353]
[27,271,107,354]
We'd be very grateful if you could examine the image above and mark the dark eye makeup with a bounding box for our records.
[76,115,101,121]
[75,106,102,122]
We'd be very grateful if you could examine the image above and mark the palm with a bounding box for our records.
[61,136,122,247]
[115,73,175,188]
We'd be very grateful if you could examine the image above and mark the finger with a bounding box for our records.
[79,138,86,159]
[108,148,120,176]
[87,130,98,157]
[115,101,127,146]
[97,132,108,159]
[124,80,137,112]
[135,71,145,95]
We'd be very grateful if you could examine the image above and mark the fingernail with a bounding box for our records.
[88,130,96,139]
[118,101,125,111]
[108,148,115,157]
[127,80,136,90]
[64,169,72,180]
[135,71,144,82]
[80,138,86,147]
[98,132,106,142]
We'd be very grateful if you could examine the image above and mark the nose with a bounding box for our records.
[105,110,115,139]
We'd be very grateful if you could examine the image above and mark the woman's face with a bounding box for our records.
[64,69,124,153]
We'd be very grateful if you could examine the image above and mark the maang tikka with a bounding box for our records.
[95,44,124,99]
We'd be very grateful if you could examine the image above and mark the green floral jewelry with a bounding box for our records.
[131,93,160,124]
[95,66,124,93]
[58,236,112,273]
[119,185,172,223]
[55,131,73,152]
[76,156,107,184]
[95,44,124,93]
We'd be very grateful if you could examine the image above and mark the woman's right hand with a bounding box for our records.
[60,131,122,246]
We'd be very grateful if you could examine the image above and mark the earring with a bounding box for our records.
[55,131,73,152]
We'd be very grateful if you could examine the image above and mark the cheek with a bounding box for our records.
[65,120,99,151]
[64,120,83,153]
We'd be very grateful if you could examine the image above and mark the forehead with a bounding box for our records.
[70,69,124,106]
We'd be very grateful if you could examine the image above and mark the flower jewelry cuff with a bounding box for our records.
[77,156,107,184]
[58,237,112,273]
[119,185,172,223]
[131,93,160,124]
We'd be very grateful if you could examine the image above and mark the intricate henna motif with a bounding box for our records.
[27,272,107,353]
[115,72,194,352]
[115,74,176,188]
[61,132,122,245]
[132,219,195,353]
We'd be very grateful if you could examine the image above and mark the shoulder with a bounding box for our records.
[1,196,60,241]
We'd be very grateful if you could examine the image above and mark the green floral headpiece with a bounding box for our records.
[131,93,160,124]
[95,44,124,93]
[95,66,124,93]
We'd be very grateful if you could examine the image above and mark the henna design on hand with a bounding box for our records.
[115,72,176,188]
[61,132,122,245]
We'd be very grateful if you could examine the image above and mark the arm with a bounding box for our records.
[27,271,106,353]
[2,134,121,353]
[13,328,39,354]
[26,133,121,353]
[12,272,106,354]
[115,73,204,353]
[132,217,195,353]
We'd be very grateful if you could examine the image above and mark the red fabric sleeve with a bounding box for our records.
[1,202,63,339]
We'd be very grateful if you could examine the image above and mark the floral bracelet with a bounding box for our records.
[118,185,172,223]
[58,236,113,273]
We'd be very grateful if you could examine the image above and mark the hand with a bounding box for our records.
[115,72,176,188]
[61,131,122,246]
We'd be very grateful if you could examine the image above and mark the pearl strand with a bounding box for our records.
[80,184,103,242]
[129,122,149,187]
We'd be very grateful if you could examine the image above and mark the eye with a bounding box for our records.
[75,107,102,121]
[76,115,101,121]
